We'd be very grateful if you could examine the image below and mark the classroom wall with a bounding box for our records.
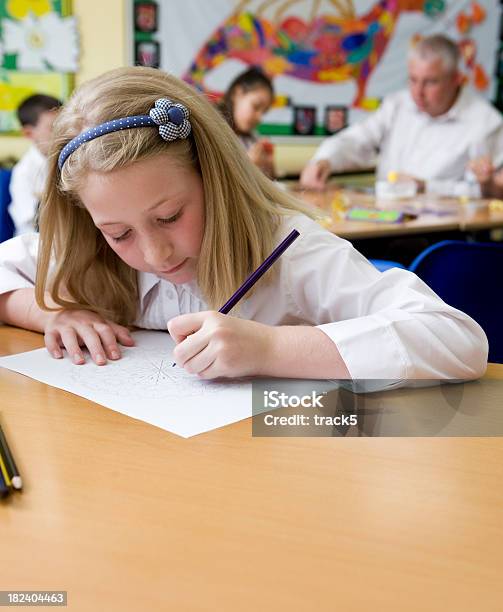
[0,0,127,161]
[0,0,312,173]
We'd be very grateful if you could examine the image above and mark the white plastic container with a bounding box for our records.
[375,179,417,200]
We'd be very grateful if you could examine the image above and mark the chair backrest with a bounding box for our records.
[0,168,14,243]
[409,240,503,363]
[369,259,406,272]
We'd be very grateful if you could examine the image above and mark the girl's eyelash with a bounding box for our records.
[159,211,182,224]
[112,230,131,242]
[110,211,182,242]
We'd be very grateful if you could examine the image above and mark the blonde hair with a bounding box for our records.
[36,66,315,325]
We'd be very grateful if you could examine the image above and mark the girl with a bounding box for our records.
[0,67,488,382]
[219,67,276,178]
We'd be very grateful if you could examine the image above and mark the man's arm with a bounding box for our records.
[300,95,395,188]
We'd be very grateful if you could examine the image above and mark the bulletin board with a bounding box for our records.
[129,0,501,136]
[0,0,78,133]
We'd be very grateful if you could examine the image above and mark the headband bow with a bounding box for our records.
[149,98,191,141]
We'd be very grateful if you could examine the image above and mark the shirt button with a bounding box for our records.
[166,289,174,299]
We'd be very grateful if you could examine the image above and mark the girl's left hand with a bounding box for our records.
[168,311,272,379]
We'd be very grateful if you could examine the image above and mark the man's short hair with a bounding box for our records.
[17,94,62,127]
[408,35,460,73]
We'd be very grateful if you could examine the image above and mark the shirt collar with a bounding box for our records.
[137,270,204,309]
[138,271,160,304]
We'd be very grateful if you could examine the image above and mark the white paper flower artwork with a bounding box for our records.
[0,1,78,133]
[2,11,78,72]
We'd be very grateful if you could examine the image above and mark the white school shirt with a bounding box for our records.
[312,87,503,197]
[0,214,488,381]
[8,145,48,236]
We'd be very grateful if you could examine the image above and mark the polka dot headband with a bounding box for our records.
[58,98,192,170]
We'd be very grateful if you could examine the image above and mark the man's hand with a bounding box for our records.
[392,173,426,194]
[300,160,331,190]
[467,156,494,185]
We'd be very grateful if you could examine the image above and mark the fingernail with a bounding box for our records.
[53,351,62,359]
[111,350,120,359]
[73,354,83,364]
[96,353,105,365]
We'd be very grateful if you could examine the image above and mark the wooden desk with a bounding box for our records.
[293,185,503,240]
[1,327,502,611]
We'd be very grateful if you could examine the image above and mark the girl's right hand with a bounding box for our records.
[44,309,135,365]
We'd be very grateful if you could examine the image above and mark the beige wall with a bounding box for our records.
[0,0,127,160]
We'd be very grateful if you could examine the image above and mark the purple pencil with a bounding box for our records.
[172,229,300,365]
[219,229,300,314]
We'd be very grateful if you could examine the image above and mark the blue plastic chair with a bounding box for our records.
[409,240,503,363]
[370,259,405,272]
[0,168,14,243]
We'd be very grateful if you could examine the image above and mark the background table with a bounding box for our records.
[292,184,503,240]
[1,327,502,611]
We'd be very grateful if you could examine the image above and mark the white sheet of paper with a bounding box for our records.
[0,331,251,438]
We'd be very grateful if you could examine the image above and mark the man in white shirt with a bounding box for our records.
[8,94,62,235]
[300,35,503,196]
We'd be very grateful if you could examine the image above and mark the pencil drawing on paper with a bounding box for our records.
[66,346,245,400]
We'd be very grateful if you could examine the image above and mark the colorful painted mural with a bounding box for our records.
[138,0,500,133]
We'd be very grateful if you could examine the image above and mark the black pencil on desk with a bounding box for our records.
[0,461,9,497]
[0,452,11,487]
[0,423,22,490]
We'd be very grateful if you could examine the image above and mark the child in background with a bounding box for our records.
[219,67,276,178]
[9,94,62,235]
[0,67,487,382]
